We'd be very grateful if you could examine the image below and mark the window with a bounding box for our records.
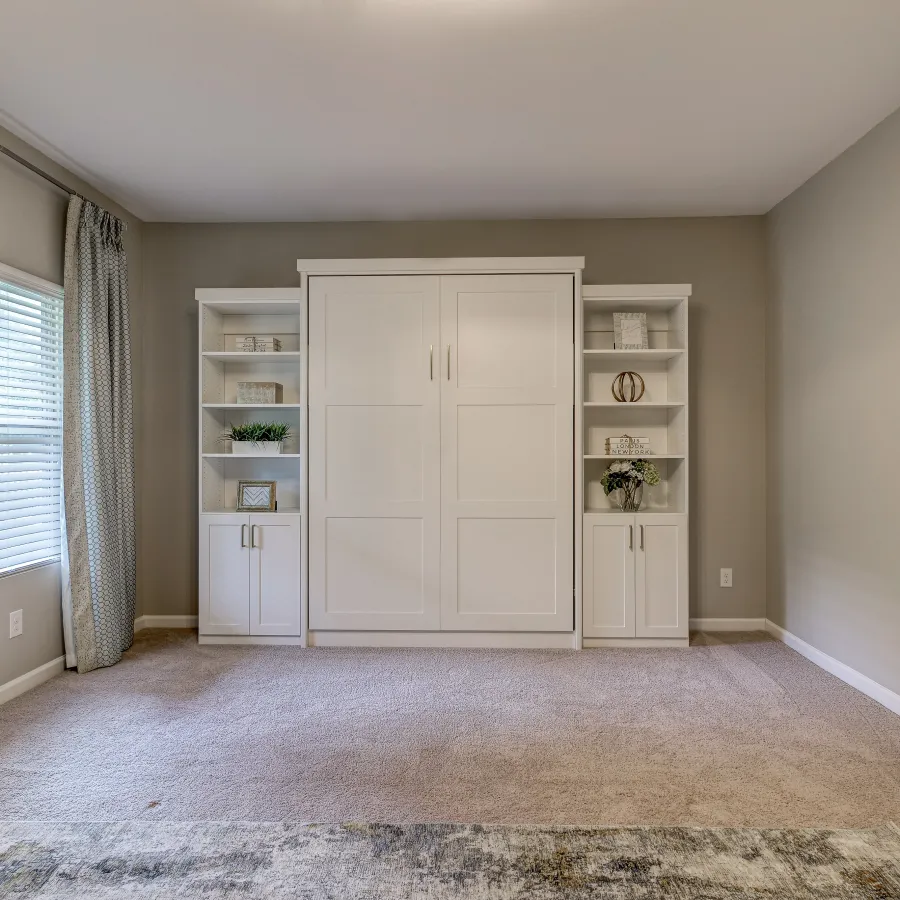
[0,265,64,575]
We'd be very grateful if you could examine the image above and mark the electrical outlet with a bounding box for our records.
[720,568,733,588]
[9,609,23,638]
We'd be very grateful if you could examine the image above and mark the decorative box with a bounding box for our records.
[236,382,283,404]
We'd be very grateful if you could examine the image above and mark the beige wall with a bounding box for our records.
[767,108,900,695]
[142,217,768,621]
[0,125,143,687]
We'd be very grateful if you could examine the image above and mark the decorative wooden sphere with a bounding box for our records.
[611,371,646,403]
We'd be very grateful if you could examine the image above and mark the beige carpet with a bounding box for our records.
[1,630,898,827]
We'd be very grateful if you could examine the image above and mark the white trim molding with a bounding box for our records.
[308,631,577,649]
[690,617,767,632]
[297,257,585,276]
[766,620,900,717]
[582,284,692,298]
[0,655,65,706]
[0,108,150,220]
[0,260,63,297]
[134,615,198,632]
[199,635,305,646]
[583,637,689,649]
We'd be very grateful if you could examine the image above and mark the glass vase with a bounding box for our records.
[615,482,643,512]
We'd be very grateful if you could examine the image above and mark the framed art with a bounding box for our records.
[236,480,277,512]
[613,312,648,350]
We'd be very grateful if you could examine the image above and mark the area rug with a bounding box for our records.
[2,821,899,898]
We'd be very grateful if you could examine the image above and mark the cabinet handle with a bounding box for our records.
[241,524,248,548]
[447,344,451,380]
[629,525,633,551]
[640,524,644,550]
[251,524,259,549]
[430,345,434,380]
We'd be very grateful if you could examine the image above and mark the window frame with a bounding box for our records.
[0,260,64,579]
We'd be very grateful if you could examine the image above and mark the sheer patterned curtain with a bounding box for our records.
[62,197,136,674]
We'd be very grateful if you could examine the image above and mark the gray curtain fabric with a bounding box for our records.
[62,197,136,674]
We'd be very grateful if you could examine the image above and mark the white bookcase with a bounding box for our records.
[580,285,690,647]
[197,288,305,643]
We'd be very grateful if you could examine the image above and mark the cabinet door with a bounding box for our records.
[440,274,574,632]
[308,275,441,631]
[635,514,688,638]
[583,515,635,638]
[249,514,301,636]
[199,514,250,635]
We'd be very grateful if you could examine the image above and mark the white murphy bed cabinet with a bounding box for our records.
[197,265,690,649]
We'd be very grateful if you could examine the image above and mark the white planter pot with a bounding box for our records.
[232,441,283,455]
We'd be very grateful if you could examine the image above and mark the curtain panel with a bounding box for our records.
[62,197,136,674]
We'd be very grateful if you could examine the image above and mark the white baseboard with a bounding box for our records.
[0,655,65,706]
[308,630,576,649]
[199,635,305,646]
[765,619,900,717]
[690,617,767,632]
[134,615,198,632]
[583,637,689,648]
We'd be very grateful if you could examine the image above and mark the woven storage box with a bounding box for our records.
[236,382,283,404]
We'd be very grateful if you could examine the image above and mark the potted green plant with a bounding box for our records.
[600,459,661,512]
[221,421,292,455]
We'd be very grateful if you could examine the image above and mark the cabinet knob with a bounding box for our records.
[241,524,248,548]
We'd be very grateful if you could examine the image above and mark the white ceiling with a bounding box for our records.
[2,0,900,222]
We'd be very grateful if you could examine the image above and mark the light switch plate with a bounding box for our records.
[720,568,733,588]
[9,609,23,638]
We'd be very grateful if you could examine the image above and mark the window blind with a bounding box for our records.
[0,274,64,574]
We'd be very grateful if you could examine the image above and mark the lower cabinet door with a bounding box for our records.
[582,515,636,638]
[199,514,250,635]
[635,514,688,639]
[250,514,301,635]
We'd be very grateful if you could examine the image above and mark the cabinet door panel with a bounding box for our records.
[199,514,250,635]
[635,514,688,638]
[309,275,441,631]
[583,515,635,638]
[250,514,301,636]
[441,274,574,632]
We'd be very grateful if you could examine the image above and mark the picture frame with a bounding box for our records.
[613,312,649,350]
[236,480,277,512]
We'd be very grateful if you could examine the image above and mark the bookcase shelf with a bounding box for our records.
[583,349,685,362]
[202,403,304,409]
[197,288,306,517]
[202,453,302,459]
[584,454,685,460]
[584,402,685,409]
[202,351,301,362]
[580,286,689,516]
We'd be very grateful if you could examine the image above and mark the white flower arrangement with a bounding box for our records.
[601,458,661,511]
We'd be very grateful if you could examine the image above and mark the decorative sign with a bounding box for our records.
[613,312,648,350]
[605,434,650,456]
[611,371,646,402]
[237,480,277,512]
